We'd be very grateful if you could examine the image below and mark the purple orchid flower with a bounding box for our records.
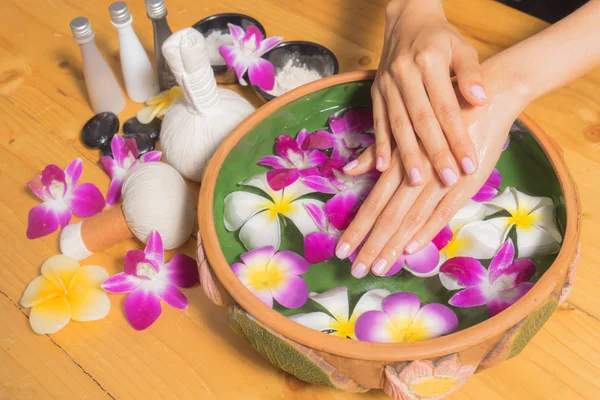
[305,107,375,161]
[27,158,105,239]
[99,135,162,206]
[258,130,329,191]
[472,169,502,202]
[303,202,343,264]
[439,239,536,317]
[219,24,283,91]
[101,231,199,330]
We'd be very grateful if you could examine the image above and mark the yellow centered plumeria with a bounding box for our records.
[136,86,184,124]
[507,208,536,229]
[329,314,358,339]
[387,319,431,343]
[247,263,286,290]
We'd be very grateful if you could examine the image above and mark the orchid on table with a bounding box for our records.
[101,231,198,330]
[224,173,323,250]
[231,246,309,309]
[219,24,283,91]
[27,158,105,239]
[355,292,458,343]
[439,239,536,317]
[258,130,328,191]
[290,287,390,339]
[99,135,162,206]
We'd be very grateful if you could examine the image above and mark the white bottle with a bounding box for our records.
[70,17,126,114]
[109,2,159,102]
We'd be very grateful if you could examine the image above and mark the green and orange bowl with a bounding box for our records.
[197,71,580,398]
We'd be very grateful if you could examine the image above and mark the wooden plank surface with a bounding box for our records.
[1,0,599,398]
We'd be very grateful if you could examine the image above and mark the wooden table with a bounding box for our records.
[1,0,599,398]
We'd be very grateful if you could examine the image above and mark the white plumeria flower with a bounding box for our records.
[483,187,562,257]
[449,200,488,231]
[289,286,390,339]
[224,173,323,251]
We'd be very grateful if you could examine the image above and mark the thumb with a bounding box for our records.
[452,44,487,106]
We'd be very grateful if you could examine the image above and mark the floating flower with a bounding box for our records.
[224,173,323,250]
[136,86,183,124]
[231,246,309,308]
[439,239,536,317]
[355,292,458,343]
[303,202,343,264]
[99,135,162,206]
[101,231,198,330]
[258,130,328,191]
[484,187,562,257]
[27,159,105,239]
[472,169,501,202]
[219,24,283,91]
[290,287,390,339]
[305,107,374,161]
[20,255,110,334]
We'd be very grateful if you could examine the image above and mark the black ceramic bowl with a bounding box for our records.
[192,13,267,84]
[252,41,339,103]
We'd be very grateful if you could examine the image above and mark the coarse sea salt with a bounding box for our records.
[267,59,323,97]
[204,30,233,66]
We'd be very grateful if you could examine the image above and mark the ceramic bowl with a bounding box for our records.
[197,71,580,398]
[252,41,339,102]
[192,13,267,84]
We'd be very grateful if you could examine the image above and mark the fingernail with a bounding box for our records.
[441,168,458,186]
[336,242,351,259]
[376,157,384,171]
[352,263,368,279]
[372,259,388,276]
[343,159,359,172]
[470,85,487,100]
[461,157,476,175]
[405,241,419,254]
[409,168,422,184]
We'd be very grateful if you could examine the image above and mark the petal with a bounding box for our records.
[301,175,336,194]
[382,292,421,327]
[144,231,164,264]
[105,177,124,207]
[268,250,309,275]
[227,23,245,41]
[472,185,498,202]
[223,191,271,231]
[486,169,502,189]
[66,183,105,217]
[140,151,162,163]
[307,130,335,150]
[488,239,515,278]
[123,250,148,276]
[41,164,66,189]
[303,232,337,264]
[239,210,281,250]
[28,175,45,200]
[355,310,394,343]
[449,200,488,231]
[26,204,61,239]
[101,272,140,293]
[296,129,310,147]
[243,25,264,48]
[529,206,563,243]
[304,201,328,231]
[40,255,80,291]
[516,225,561,258]
[21,276,60,308]
[289,312,335,332]
[486,187,518,214]
[309,287,350,321]
[271,275,309,309]
[240,246,276,269]
[357,134,375,148]
[99,156,119,179]
[324,192,360,230]
[136,104,162,124]
[284,199,323,236]
[491,258,536,286]
[432,225,453,250]
[248,58,275,91]
[266,168,300,191]
[64,158,83,187]
[240,173,279,201]
[351,289,391,318]
[448,287,489,308]
[439,257,487,287]
[404,242,441,277]
[68,265,109,291]
[110,135,128,167]
[280,175,317,200]
[487,282,534,317]
[256,36,283,56]
[275,134,300,158]
[452,221,504,259]
[513,188,553,213]
[158,283,188,309]
[124,289,162,330]
[29,295,71,334]
[162,254,199,288]
[306,150,329,167]
[257,155,288,169]
[384,256,405,276]
[409,304,458,341]
[68,287,110,321]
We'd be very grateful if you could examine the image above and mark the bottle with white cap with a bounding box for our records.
[70,17,126,114]
[145,0,176,90]
[109,1,159,102]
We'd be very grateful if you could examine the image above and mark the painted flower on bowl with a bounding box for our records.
[258,130,328,191]
[99,135,162,206]
[20,255,110,334]
[27,158,105,239]
[219,24,283,91]
[136,86,184,124]
[290,286,390,339]
[224,173,323,250]
[483,187,562,257]
[101,231,198,330]
[355,292,458,343]
[231,246,309,309]
[472,169,502,202]
[439,239,537,317]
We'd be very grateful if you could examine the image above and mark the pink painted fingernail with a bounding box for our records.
[343,159,359,172]
[352,263,368,279]
[372,259,388,276]
[461,157,476,175]
[441,168,458,186]
[376,157,384,171]
[405,241,419,254]
[336,242,351,259]
[409,168,422,184]
[470,85,487,100]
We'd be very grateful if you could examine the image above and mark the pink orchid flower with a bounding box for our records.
[439,239,537,317]
[101,231,198,330]
[258,130,329,191]
[219,24,283,91]
[99,135,162,206]
[472,168,502,202]
[355,292,458,343]
[305,107,374,161]
[303,202,343,264]
[27,158,105,239]
[231,246,309,309]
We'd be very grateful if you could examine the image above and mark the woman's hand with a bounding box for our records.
[373,0,486,185]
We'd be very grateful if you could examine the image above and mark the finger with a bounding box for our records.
[372,83,393,172]
[394,63,460,187]
[423,63,479,176]
[452,43,487,107]
[342,145,376,176]
[351,180,424,277]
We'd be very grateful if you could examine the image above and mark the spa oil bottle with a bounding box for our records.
[70,17,126,114]
[145,0,177,90]
[109,1,159,102]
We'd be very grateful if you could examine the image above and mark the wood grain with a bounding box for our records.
[1,0,599,398]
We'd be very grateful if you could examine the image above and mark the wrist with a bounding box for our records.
[480,53,533,113]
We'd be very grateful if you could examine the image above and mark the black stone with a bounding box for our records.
[81,112,119,149]
[100,141,113,158]
[123,133,155,156]
[123,117,161,141]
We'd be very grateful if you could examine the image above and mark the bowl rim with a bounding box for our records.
[198,70,581,362]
